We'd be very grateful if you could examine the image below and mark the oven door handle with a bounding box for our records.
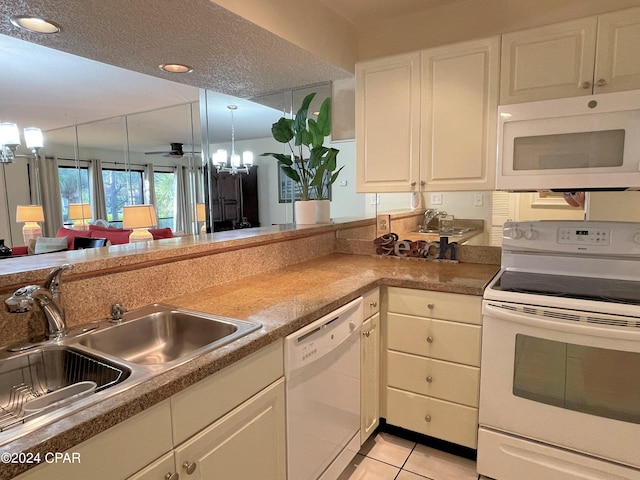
[483,301,640,341]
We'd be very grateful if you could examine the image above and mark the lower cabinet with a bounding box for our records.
[384,287,482,449]
[360,288,380,445]
[130,379,286,480]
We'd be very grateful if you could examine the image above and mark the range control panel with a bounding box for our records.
[557,226,610,245]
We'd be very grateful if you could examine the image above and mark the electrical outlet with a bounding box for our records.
[430,193,443,205]
[377,214,391,235]
[474,193,484,206]
[370,194,380,205]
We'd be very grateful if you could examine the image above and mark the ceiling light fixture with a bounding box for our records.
[159,63,193,74]
[0,123,44,163]
[214,105,253,175]
[10,16,61,34]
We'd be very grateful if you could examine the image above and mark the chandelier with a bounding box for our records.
[0,123,44,163]
[213,105,253,175]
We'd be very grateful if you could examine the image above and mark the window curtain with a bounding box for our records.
[35,156,63,236]
[89,159,108,222]
[174,165,192,234]
[144,163,158,225]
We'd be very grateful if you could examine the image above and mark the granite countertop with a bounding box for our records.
[0,253,499,478]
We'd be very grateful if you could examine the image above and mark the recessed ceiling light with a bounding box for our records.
[10,16,61,34]
[159,63,193,74]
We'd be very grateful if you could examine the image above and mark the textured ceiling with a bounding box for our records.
[317,0,466,25]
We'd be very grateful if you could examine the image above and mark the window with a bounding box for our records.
[58,166,90,224]
[154,171,176,228]
[102,169,144,227]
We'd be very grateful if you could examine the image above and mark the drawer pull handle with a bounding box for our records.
[427,336,434,343]
[427,303,435,309]
[182,461,197,475]
[425,414,432,422]
[165,473,179,480]
[426,375,433,383]
[370,301,378,308]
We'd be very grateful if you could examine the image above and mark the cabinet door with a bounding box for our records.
[174,379,286,480]
[361,312,380,444]
[594,7,640,94]
[356,52,421,193]
[500,17,597,104]
[127,452,177,480]
[420,37,499,191]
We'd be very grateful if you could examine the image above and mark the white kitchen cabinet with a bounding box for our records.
[356,37,499,193]
[384,287,482,449]
[355,51,421,193]
[360,288,380,444]
[501,7,640,104]
[15,400,173,480]
[420,37,500,191]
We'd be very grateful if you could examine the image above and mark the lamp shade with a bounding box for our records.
[0,123,20,147]
[23,127,44,149]
[16,205,45,223]
[68,203,92,220]
[196,203,206,222]
[123,205,157,229]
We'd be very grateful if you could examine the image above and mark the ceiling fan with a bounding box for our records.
[144,142,200,158]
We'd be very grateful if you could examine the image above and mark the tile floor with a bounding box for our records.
[338,431,478,480]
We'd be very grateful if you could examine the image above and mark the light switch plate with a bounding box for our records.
[430,193,443,205]
[376,214,391,236]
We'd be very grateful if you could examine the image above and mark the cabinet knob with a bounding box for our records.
[363,331,371,338]
[182,461,197,475]
[425,414,432,422]
[581,81,592,89]
[370,301,378,308]
[165,473,180,480]
[426,375,433,383]
[596,78,608,87]
[410,181,417,187]
[427,336,434,343]
[427,303,434,310]
[420,180,426,186]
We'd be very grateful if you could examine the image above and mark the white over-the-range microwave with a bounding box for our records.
[496,89,640,191]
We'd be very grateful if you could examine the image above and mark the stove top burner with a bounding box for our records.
[494,271,640,306]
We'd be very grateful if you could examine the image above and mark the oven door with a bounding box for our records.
[479,300,640,472]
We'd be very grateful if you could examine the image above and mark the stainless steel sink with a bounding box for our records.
[0,346,130,433]
[417,227,473,235]
[79,304,262,365]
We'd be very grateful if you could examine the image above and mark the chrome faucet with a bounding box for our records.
[5,264,74,339]
[420,209,448,232]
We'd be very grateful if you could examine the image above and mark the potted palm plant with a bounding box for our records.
[261,92,342,224]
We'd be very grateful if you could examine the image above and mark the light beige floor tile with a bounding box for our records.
[337,454,400,480]
[359,432,416,467]
[397,470,430,480]
[404,444,477,480]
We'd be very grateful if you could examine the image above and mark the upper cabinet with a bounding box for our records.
[501,7,640,104]
[355,52,421,192]
[356,37,499,193]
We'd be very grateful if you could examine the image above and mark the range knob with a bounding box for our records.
[505,227,523,240]
[524,228,538,240]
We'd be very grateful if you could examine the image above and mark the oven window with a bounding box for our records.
[513,334,640,424]
[513,129,625,170]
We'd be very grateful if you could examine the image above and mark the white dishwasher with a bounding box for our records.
[285,297,363,480]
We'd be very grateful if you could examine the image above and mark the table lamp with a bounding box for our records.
[123,205,156,242]
[68,203,92,230]
[16,205,44,244]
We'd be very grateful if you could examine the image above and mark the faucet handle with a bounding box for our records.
[110,303,126,323]
[43,264,74,295]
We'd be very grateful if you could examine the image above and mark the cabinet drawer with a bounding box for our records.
[387,313,481,366]
[386,387,478,449]
[387,350,479,407]
[387,287,481,325]
[363,288,380,318]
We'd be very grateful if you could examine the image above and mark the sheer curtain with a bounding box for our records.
[37,156,63,236]
[89,159,107,222]
[144,163,158,225]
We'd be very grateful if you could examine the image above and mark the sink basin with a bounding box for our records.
[79,304,262,365]
[417,227,473,235]
[0,346,130,433]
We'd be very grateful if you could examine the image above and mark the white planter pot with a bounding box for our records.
[295,200,331,225]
